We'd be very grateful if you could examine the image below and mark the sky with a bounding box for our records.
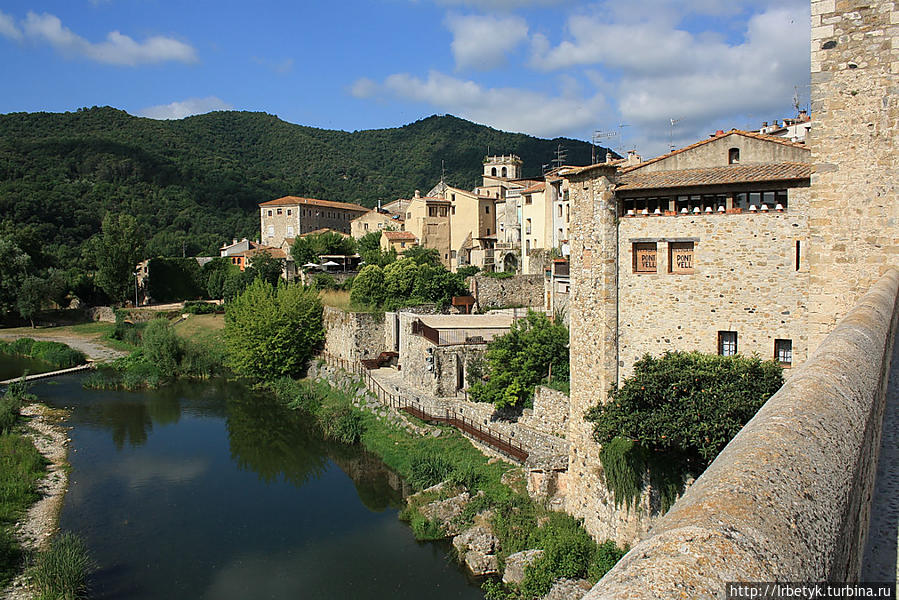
[0,0,811,159]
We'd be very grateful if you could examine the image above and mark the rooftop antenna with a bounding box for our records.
[618,123,631,154]
[593,129,617,162]
[792,86,801,113]
[551,144,567,170]
[668,118,680,152]
[441,159,445,183]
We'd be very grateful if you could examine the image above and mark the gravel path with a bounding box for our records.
[862,334,899,583]
[0,332,126,362]
[1,405,71,600]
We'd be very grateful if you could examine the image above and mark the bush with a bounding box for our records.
[469,311,569,410]
[587,351,783,510]
[183,301,218,315]
[321,406,364,445]
[457,265,480,278]
[0,339,85,369]
[224,280,324,380]
[350,265,385,307]
[407,453,454,491]
[30,532,94,600]
[310,273,338,292]
[141,319,183,377]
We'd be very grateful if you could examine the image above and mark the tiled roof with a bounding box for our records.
[259,196,368,212]
[521,182,546,194]
[243,247,287,259]
[616,162,811,191]
[383,231,417,241]
[619,130,808,174]
[300,228,351,238]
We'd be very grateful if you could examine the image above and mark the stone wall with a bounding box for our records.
[586,267,899,598]
[617,188,809,380]
[519,386,570,438]
[322,307,386,362]
[470,274,544,311]
[807,0,899,350]
[565,166,657,546]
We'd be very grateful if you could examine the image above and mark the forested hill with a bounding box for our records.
[0,107,601,269]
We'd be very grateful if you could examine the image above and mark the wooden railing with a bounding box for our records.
[317,352,529,463]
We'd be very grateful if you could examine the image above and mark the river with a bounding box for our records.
[30,375,484,600]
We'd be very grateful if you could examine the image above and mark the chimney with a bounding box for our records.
[715,130,725,136]
[378,198,382,211]
[232,238,237,245]
[625,150,642,165]
[605,151,613,163]
[414,190,420,199]
[799,109,808,120]
[761,121,768,128]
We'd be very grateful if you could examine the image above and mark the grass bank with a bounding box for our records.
[0,338,86,370]
[268,371,626,599]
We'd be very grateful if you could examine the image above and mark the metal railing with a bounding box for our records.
[318,352,529,463]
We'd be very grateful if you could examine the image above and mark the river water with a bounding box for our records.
[0,352,55,381]
[30,375,484,600]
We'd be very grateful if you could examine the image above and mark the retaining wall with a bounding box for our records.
[586,267,899,598]
[321,307,386,362]
[470,274,544,311]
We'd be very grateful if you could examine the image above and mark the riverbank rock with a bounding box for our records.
[419,490,471,536]
[541,578,592,600]
[453,522,500,576]
[502,549,544,585]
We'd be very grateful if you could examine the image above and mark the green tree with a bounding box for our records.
[383,258,420,299]
[412,265,468,306]
[245,250,284,287]
[349,264,385,307]
[141,318,184,377]
[88,213,143,303]
[402,246,441,267]
[291,231,357,266]
[0,236,31,317]
[469,311,569,410]
[16,276,47,328]
[357,231,396,268]
[224,279,324,379]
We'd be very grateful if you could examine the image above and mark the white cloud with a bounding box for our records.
[445,13,529,70]
[528,1,810,155]
[138,96,233,120]
[16,11,197,65]
[352,70,607,138]
[349,77,378,99]
[0,10,23,41]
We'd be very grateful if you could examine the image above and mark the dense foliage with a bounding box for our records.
[586,351,783,509]
[468,311,569,410]
[223,279,324,379]
[0,338,86,369]
[290,231,357,266]
[0,107,598,278]
[348,258,467,310]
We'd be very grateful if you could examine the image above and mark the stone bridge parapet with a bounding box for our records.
[585,267,899,599]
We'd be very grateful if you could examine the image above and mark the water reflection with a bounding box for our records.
[0,352,55,380]
[35,376,481,600]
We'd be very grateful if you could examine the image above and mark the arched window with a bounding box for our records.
[728,148,740,164]
[491,167,497,176]
[501,167,508,177]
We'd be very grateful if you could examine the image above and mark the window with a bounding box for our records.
[728,148,740,164]
[267,210,273,217]
[486,228,491,235]
[401,242,406,248]
[525,196,532,205]
[277,208,282,215]
[502,167,507,177]
[775,339,792,366]
[491,167,497,176]
[451,206,456,215]
[287,226,294,236]
[485,205,490,214]
[526,218,532,235]
[558,205,563,218]
[267,225,274,237]
[795,240,801,271]
[429,207,438,217]
[668,242,694,274]
[633,242,657,273]
[451,193,456,202]
[718,331,738,356]
[439,207,447,217]
[526,239,531,251]
[364,223,369,231]
[287,209,291,216]
[451,250,457,258]
[566,205,570,223]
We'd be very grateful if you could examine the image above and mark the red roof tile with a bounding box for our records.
[615,162,811,191]
[260,196,368,212]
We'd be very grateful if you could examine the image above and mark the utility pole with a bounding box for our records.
[133,271,140,307]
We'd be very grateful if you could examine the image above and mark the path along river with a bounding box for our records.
[29,375,484,600]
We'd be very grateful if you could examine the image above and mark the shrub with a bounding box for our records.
[183,301,218,315]
[140,319,183,377]
[349,264,385,307]
[321,406,364,445]
[587,351,783,510]
[30,532,94,600]
[468,311,569,410]
[310,273,338,292]
[407,453,454,491]
[457,265,480,278]
[224,279,324,380]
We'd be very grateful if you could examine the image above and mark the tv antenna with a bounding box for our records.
[592,129,617,163]
[551,144,567,170]
[668,118,680,152]
[617,123,631,153]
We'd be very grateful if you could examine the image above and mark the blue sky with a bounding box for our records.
[0,0,810,158]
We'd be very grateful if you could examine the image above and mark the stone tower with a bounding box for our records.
[483,155,523,179]
[807,0,899,350]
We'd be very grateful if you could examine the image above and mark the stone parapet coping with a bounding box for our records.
[585,267,899,599]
